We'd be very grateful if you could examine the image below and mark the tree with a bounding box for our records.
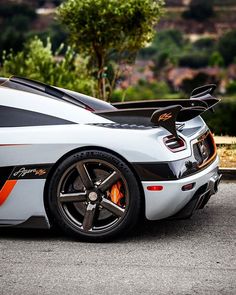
[151,29,185,66]
[182,0,214,21]
[181,72,217,95]
[139,29,186,70]
[209,51,224,67]
[0,3,37,55]
[57,0,164,100]
[218,30,236,66]
[139,29,187,80]
[179,53,209,68]
[29,23,68,54]
[112,80,171,102]
[193,37,215,53]
[0,37,96,96]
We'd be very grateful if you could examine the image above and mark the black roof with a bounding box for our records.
[0,76,115,111]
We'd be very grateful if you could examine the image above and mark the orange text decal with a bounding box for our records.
[0,180,17,206]
[158,113,172,122]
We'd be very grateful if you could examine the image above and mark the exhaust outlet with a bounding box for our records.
[209,174,222,195]
[214,174,222,193]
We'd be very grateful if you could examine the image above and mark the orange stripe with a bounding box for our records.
[0,144,28,147]
[0,180,17,206]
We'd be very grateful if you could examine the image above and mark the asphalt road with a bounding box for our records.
[0,182,235,295]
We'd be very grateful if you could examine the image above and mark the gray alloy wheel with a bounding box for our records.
[47,150,141,241]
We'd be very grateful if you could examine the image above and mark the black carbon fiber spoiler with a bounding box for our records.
[97,84,220,138]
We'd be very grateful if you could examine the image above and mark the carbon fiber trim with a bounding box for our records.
[10,164,53,180]
[0,105,75,127]
[0,166,14,190]
[132,154,217,181]
[0,164,53,186]
[87,123,155,130]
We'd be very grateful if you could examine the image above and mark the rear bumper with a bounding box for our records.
[142,156,220,220]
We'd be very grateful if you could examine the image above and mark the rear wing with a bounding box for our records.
[112,84,218,110]
[97,84,220,138]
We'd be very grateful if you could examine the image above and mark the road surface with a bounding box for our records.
[0,182,235,295]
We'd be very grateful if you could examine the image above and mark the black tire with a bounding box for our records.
[47,149,141,241]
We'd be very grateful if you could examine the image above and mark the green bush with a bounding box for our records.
[138,28,185,77]
[209,51,224,67]
[182,0,214,21]
[111,81,171,102]
[0,3,37,55]
[0,37,96,96]
[180,72,218,95]
[226,81,236,95]
[179,53,209,68]
[218,30,236,66]
[203,98,236,136]
[28,23,68,54]
[213,0,236,5]
[193,37,215,52]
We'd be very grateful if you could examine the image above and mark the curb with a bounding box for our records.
[219,168,236,181]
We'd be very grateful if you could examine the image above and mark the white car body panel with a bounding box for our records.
[0,77,221,229]
[0,87,111,124]
[0,179,47,225]
[143,157,219,220]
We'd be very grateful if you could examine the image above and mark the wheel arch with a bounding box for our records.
[43,145,145,225]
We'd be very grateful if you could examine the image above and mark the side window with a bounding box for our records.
[0,106,73,127]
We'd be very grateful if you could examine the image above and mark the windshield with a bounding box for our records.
[63,88,115,111]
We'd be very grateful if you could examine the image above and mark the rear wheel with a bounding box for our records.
[47,150,141,241]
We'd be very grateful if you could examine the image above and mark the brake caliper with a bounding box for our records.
[110,181,124,206]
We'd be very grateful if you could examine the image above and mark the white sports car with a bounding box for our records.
[0,76,221,241]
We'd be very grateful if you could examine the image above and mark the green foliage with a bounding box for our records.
[179,53,209,68]
[203,98,236,136]
[37,0,63,6]
[139,30,218,70]
[57,0,164,100]
[193,37,216,53]
[218,30,236,66]
[0,27,25,56]
[181,72,217,95]
[0,3,37,55]
[0,37,96,96]
[20,0,63,7]
[139,29,236,70]
[213,0,236,5]
[58,0,164,55]
[139,29,185,65]
[153,29,184,49]
[111,81,171,102]
[0,3,36,19]
[28,23,68,54]
[182,0,214,21]
[227,81,236,95]
[209,51,224,67]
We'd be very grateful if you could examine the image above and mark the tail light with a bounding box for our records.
[163,135,186,152]
[182,182,195,191]
[147,185,163,191]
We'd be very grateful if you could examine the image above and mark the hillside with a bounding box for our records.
[160,2,236,39]
[1,1,236,38]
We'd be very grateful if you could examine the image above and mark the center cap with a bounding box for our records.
[88,191,98,202]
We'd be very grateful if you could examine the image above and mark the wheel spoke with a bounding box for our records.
[59,191,87,203]
[100,198,125,217]
[76,162,93,189]
[82,203,97,231]
[98,171,120,192]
